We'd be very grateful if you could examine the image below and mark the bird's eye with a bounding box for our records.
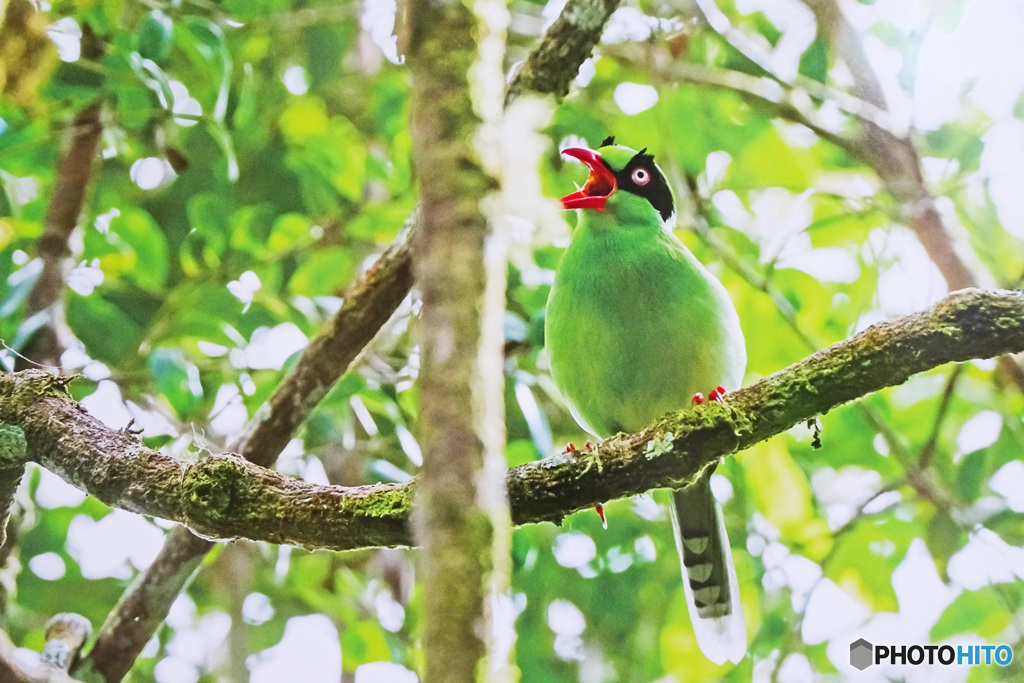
[631,168,650,186]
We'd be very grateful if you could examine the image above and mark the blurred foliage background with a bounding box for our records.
[2,0,1024,680]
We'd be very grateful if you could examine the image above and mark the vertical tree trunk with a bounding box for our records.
[407,4,511,683]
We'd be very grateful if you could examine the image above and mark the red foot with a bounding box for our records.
[693,386,727,405]
[561,440,593,454]
[563,443,604,527]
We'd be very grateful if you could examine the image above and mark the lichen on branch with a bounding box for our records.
[0,288,1020,552]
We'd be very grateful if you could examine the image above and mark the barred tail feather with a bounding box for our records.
[669,470,746,665]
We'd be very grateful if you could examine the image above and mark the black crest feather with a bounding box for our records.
[632,148,654,166]
[601,135,616,147]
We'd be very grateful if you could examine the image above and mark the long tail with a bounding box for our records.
[669,467,747,665]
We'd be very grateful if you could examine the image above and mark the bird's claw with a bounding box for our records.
[563,442,607,524]
[575,440,603,476]
[692,385,727,406]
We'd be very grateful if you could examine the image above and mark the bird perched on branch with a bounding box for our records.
[545,137,747,665]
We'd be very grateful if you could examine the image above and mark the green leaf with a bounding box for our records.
[156,283,242,345]
[727,126,809,189]
[927,509,964,572]
[46,63,104,105]
[514,380,552,455]
[345,201,413,242]
[182,193,231,275]
[340,622,391,670]
[0,259,40,319]
[826,515,917,611]
[107,207,169,291]
[148,348,203,418]
[183,18,232,122]
[233,62,258,129]
[662,87,767,175]
[267,213,313,253]
[798,38,830,84]
[203,119,240,182]
[505,439,541,468]
[136,10,174,64]
[742,440,829,555]
[67,293,143,365]
[954,448,988,502]
[932,588,1012,641]
[287,247,354,296]
[923,122,985,171]
[132,54,176,113]
[279,97,330,145]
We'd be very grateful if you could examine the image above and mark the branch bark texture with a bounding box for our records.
[505,0,621,103]
[1,289,1020,552]
[0,423,27,546]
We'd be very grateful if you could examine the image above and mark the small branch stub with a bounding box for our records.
[41,613,92,672]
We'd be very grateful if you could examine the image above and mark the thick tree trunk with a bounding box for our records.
[408,5,511,682]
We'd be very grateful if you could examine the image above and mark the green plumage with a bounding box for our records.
[545,198,744,435]
[546,141,747,665]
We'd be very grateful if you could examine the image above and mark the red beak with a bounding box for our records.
[560,147,617,210]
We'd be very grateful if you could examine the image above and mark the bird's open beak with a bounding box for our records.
[559,147,616,210]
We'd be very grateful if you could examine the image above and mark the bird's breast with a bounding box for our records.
[546,236,745,437]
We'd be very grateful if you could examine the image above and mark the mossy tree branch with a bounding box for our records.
[1,289,1021,551]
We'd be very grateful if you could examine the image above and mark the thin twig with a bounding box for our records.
[689,0,899,135]
[918,365,965,468]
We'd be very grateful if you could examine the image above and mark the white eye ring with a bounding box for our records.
[631,168,650,186]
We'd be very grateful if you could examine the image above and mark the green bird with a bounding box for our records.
[545,137,747,665]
